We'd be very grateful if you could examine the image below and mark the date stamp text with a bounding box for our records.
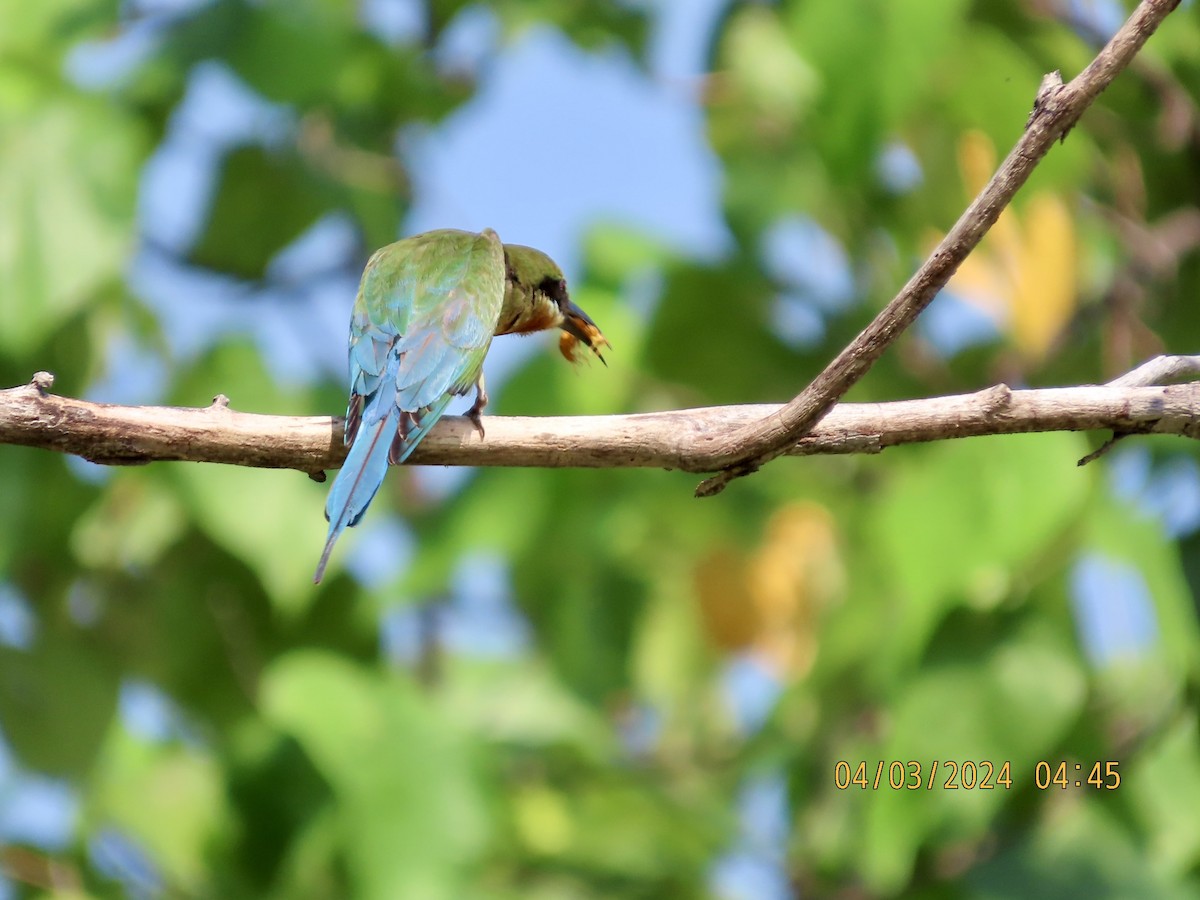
[833,760,1122,791]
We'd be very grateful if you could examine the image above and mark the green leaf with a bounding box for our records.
[71,473,188,571]
[90,728,227,889]
[188,146,335,280]
[0,0,117,59]
[221,0,356,107]
[1077,480,1200,722]
[721,6,819,127]
[172,463,326,617]
[580,223,676,286]
[0,625,119,776]
[442,657,614,756]
[969,798,1192,899]
[0,80,143,357]
[403,467,550,596]
[1130,715,1200,875]
[642,263,810,403]
[262,652,490,900]
[869,433,1092,667]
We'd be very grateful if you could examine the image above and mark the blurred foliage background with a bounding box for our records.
[3,0,1200,897]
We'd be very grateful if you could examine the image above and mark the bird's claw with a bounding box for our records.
[467,406,486,440]
[466,375,488,439]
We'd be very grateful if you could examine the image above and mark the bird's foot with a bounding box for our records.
[466,378,488,439]
[467,409,485,439]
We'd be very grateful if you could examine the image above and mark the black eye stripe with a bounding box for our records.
[537,276,567,305]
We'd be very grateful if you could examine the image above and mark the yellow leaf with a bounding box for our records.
[929,131,1078,363]
[747,502,842,676]
[693,503,843,677]
[694,547,759,653]
[1012,193,1077,360]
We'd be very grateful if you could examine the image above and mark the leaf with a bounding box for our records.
[1130,715,1200,875]
[783,0,969,183]
[188,146,336,280]
[693,546,758,653]
[71,474,187,571]
[261,652,489,900]
[403,467,550,596]
[0,0,117,58]
[489,0,648,54]
[873,0,971,127]
[220,0,355,107]
[942,28,1087,190]
[1012,193,1077,360]
[869,433,1092,668]
[693,502,842,675]
[632,570,710,719]
[0,82,143,357]
[642,263,809,403]
[90,729,226,888]
[165,341,328,611]
[721,6,818,128]
[580,223,675,287]
[440,657,613,754]
[0,626,119,776]
[969,799,1189,898]
[172,463,327,617]
[936,131,1079,359]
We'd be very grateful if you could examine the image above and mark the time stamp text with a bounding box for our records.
[833,760,1122,791]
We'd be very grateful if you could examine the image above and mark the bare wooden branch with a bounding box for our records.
[4,369,1200,476]
[693,0,1184,498]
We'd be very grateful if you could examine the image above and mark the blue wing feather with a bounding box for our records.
[315,229,504,583]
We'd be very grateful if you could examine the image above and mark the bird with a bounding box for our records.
[314,228,608,583]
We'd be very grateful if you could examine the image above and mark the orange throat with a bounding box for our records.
[498,306,561,336]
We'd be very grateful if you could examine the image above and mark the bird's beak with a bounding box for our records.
[559,300,610,366]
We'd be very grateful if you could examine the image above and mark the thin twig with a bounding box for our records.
[1105,353,1200,387]
[692,0,1183,498]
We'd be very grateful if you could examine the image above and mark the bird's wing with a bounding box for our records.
[347,228,505,459]
[317,230,506,581]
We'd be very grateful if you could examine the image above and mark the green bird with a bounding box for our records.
[314,228,608,583]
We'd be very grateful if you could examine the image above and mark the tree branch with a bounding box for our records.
[4,362,1200,476]
[692,0,1183,498]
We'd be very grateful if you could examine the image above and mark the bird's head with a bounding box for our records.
[502,244,609,365]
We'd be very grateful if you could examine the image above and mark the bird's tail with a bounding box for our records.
[313,404,401,583]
